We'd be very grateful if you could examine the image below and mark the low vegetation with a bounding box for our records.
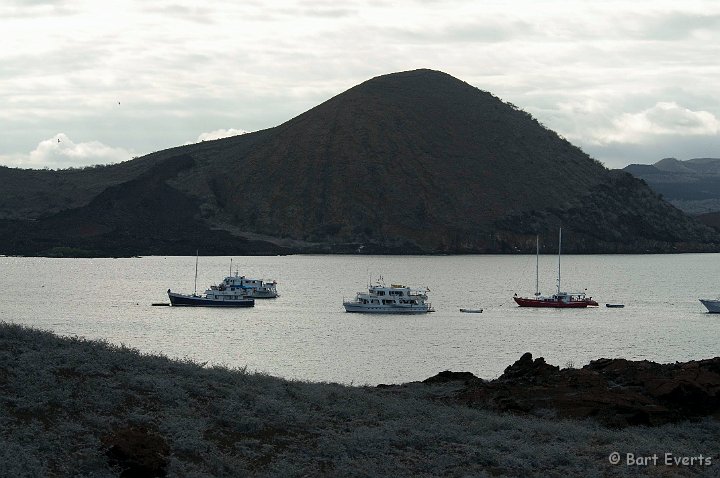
[2,322,718,477]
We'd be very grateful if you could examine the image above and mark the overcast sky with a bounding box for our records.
[2,0,719,170]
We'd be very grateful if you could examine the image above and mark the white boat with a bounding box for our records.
[229,273,278,298]
[699,299,720,313]
[343,281,433,314]
[167,254,254,307]
[225,259,278,298]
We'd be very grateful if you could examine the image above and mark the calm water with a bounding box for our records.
[2,254,719,385]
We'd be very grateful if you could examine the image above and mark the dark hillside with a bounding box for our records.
[0,153,284,257]
[696,211,720,232]
[202,70,610,250]
[496,170,718,253]
[1,70,718,255]
[0,159,164,220]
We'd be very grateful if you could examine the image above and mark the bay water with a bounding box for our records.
[1,254,718,385]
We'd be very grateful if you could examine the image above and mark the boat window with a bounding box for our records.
[372,299,379,304]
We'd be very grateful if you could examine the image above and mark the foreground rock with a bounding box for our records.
[419,353,720,427]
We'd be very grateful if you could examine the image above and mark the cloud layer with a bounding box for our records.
[604,102,720,143]
[1,0,719,169]
[0,134,136,169]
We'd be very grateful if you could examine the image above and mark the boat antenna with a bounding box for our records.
[194,249,199,296]
[230,258,233,277]
[557,228,562,295]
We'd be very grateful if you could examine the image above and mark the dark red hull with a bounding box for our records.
[513,297,598,308]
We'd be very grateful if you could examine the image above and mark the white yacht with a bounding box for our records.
[343,281,433,314]
[227,273,278,298]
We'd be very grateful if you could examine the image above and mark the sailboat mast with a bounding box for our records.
[535,235,539,296]
[557,228,562,295]
[194,250,199,296]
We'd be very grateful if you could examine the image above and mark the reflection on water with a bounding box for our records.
[1,254,719,384]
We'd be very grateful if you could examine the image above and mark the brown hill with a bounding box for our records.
[1,69,718,256]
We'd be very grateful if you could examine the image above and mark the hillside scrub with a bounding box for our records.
[3,70,719,256]
[1,322,718,477]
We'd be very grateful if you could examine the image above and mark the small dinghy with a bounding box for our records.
[459,308,483,313]
[605,304,625,308]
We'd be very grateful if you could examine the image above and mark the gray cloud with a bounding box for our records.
[0,0,76,17]
[637,12,720,41]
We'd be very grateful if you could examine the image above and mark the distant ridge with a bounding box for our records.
[1,69,718,256]
[624,157,720,218]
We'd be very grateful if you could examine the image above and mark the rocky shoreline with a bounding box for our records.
[414,353,720,428]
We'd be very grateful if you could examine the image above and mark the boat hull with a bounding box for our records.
[168,292,254,307]
[343,303,430,314]
[699,299,720,313]
[513,297,598,308]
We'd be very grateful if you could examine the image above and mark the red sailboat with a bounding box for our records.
[513,229,598,308]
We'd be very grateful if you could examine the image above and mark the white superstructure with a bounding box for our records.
[343,281,433,314]
[218,272,278,298]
